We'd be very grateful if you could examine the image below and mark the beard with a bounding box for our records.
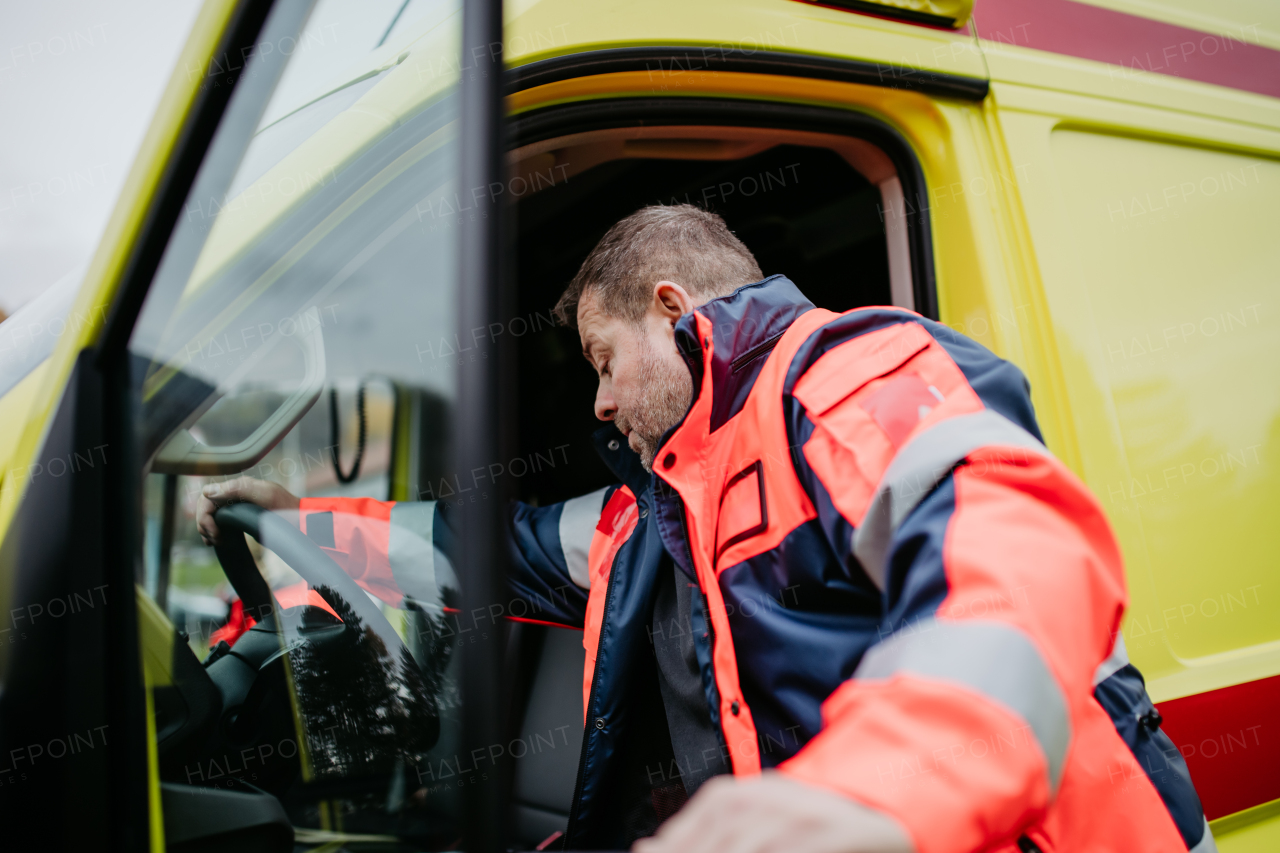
[614,335,693,472]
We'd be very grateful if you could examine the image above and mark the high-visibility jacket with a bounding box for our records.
[293,276,1212,853]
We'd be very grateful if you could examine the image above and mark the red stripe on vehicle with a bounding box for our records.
[1156,673,1280,819]
[973,0,1280,99]
[507,616,582,629]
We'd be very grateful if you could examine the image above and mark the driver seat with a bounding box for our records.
[512,623,587,847]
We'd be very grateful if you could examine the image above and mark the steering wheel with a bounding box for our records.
[212,502,414,666]
[153,502,438,799]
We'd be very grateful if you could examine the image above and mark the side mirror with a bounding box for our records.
[152,307,326,475]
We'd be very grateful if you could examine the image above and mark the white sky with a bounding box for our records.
[0,0,444,317]
[0,0,206,315]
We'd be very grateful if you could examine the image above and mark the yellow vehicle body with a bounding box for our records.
[0,0,1276,848]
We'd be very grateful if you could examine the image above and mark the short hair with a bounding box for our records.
[553,204,763,329]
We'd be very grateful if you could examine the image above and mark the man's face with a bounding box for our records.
[578,284,695,471]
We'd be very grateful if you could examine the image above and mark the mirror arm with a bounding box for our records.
[152,308,326,475]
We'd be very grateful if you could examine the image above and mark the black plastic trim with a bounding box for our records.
[507,97,940,320]
[0,352,111,848]
[457,0,513,851]
[506,46,988,102]
[160,782,293,851]
[819,0,962,29]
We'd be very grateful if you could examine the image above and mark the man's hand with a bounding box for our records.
[634,771,914,853]
[197,477,300,546]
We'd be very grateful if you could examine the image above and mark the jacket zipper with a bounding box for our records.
[563,516,629,845]
[673,490,698,586]
[729,331,786,373]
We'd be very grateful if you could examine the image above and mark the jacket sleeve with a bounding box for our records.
[502,486,613,627]
[296,487,613,628]
[778,318,1128,853]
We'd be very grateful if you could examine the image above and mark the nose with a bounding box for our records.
[594,380,616,422]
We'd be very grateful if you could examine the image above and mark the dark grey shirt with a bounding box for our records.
[650,557,730,796]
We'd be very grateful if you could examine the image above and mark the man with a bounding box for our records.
[199,205,1212,853]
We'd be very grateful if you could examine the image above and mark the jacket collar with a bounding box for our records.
[593,276,815,494]
[672,275,815,434]
[592,425,651,499]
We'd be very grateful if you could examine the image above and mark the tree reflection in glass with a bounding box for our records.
[290,586,442,781]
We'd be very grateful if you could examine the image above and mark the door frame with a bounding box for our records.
[507,96,940,320]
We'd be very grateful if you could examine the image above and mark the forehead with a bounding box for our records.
[577,292,620,352]
[576,289,602,328]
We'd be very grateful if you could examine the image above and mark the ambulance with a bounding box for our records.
[0,0,1275,849]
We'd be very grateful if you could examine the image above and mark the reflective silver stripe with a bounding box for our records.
[389,501,456,608]
[853,409,1049,589]
[1190,817,1218,853]
[856,619,1071,792]
[559,486,609,589]
[1092,634,1130,687]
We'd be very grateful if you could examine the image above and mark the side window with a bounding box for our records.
[129,0,471,843]
[1048,131,1278,674]
[145,378,398,649]
[507,126,913,506]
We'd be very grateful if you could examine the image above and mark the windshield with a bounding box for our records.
[129,0,469,845]
[0,262,87,398]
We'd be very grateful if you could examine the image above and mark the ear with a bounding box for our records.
[651,280,695,325]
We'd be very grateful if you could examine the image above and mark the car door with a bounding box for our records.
[974,2,1280,846]
[0,0,516,850]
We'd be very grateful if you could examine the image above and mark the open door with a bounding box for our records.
[0,0,516,850]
